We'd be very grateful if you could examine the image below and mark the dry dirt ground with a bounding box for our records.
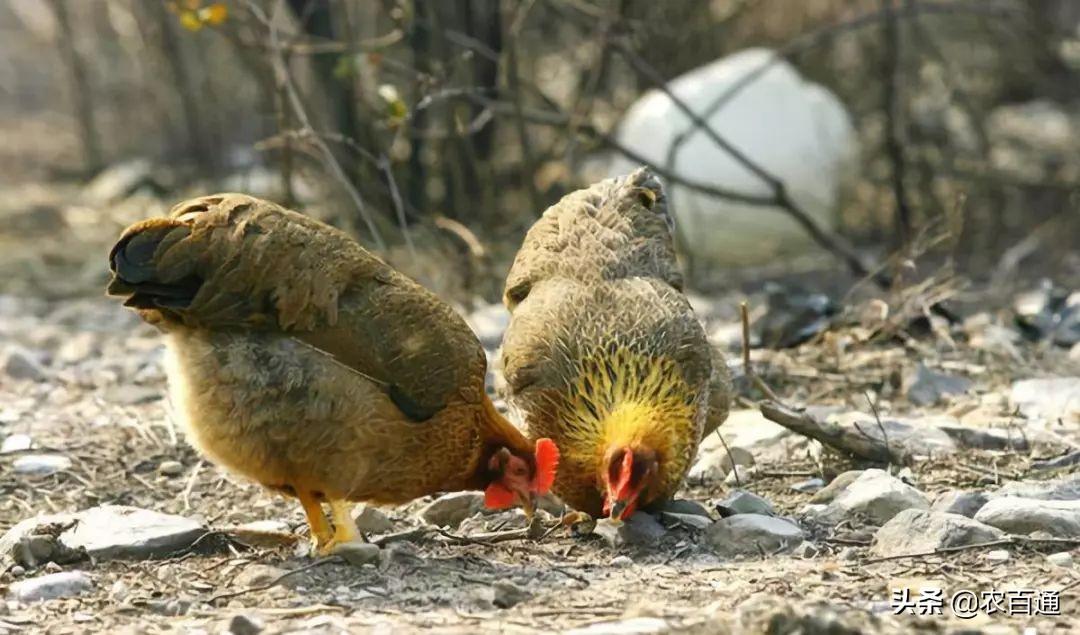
[1,169,1079,634]
[1,288,1079,634]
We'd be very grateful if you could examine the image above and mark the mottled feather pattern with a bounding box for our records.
[108,194,529,509]
[500,168,729,516]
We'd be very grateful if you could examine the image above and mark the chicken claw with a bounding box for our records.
[298,490,334,553]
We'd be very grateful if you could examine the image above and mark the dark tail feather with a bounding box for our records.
[106,220,202,311]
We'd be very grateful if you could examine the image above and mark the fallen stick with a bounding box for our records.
[759,400,908,465]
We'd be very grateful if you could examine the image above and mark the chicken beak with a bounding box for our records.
[609,499,629,520]
[522,491,538,520]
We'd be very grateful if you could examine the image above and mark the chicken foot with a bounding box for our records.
[297,489,334,553]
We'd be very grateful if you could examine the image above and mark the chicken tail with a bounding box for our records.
[106,217,202,313]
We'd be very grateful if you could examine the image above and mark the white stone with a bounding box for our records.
[594,513,667,548]
[607,48,858,266]
[8,571,92,602]
[1010,377,1080,421]
[1,434,32,454]
[995,476,1080,501]
[870,509,1003,557]
[707,514,804,557]
[974,497,1080,538]
[985,549,1010,563]
[715,490,775,517]
[336,542,380,567]
[419,492,485,528]
[2,346,48,382]
[1047,552,1073,567]
[931,490,988,517]
[807,469,929,525]
[1,505,211,562]
[352,505,394,534]
[13,454,71,476]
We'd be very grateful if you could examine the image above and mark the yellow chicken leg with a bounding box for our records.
[298,490,333,553]
[329,500,359,545]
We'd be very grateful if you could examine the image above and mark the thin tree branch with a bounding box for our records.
[249,0,386,251]
[881,0,913,248]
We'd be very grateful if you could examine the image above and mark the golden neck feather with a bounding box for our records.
[557,348,695,466]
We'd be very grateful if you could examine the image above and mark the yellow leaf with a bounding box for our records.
[200,4,228,26]
[178,11,203,31]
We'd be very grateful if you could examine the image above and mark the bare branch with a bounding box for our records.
[249,0,386,251]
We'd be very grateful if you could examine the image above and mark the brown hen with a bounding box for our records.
[107,194,558,553]
[500,169,729,519]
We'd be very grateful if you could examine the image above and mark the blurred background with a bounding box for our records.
[1,0,1078,315]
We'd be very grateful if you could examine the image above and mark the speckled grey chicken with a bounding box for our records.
[106,194,558,553]
[499,168,730,519]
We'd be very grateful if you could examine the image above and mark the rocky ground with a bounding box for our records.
[1,279,1079,634]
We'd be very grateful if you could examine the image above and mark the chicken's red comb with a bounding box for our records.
[531,438,560,495]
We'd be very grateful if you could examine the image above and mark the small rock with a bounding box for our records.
[659,512,712,530]
[55,333,99,365]
[492,580,530,609]
[811,470,865,504]
[565,617,671,635]
[1047,552,1073,567]
[109,580,129,601]
[232,564,289,588]
[458,508,531,535]
[723,464,759,485]
[806,469,929,525]
[145,598,190,616]
[657,499,712,518]
[419,492,484,528]
[1010,377,1080,421]
[790,478,825,493]
[609,555,633,567]
[594,513,667,548]
[1,434,32,454]
[8,571,92,602]
[61,505,206,560]
[707,514,804,557]
[715,446,755,476]
[13,454,72,476]
[10,565,25,577]
[793,541,819,558]
[907,363,972,406]
[838,547,859,561]
[336,542,380,567]
[158,461,184,477]
[995,475,1080,501]
[932,490,989,518]
[937,425,1029,451]
[352,505,394,534]
[870,509,1004,557]
[1,346,48,382]
[715,490,775,517]
[974,497,1080,537]
[985,549,1010,563]
[228,614,265,635]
